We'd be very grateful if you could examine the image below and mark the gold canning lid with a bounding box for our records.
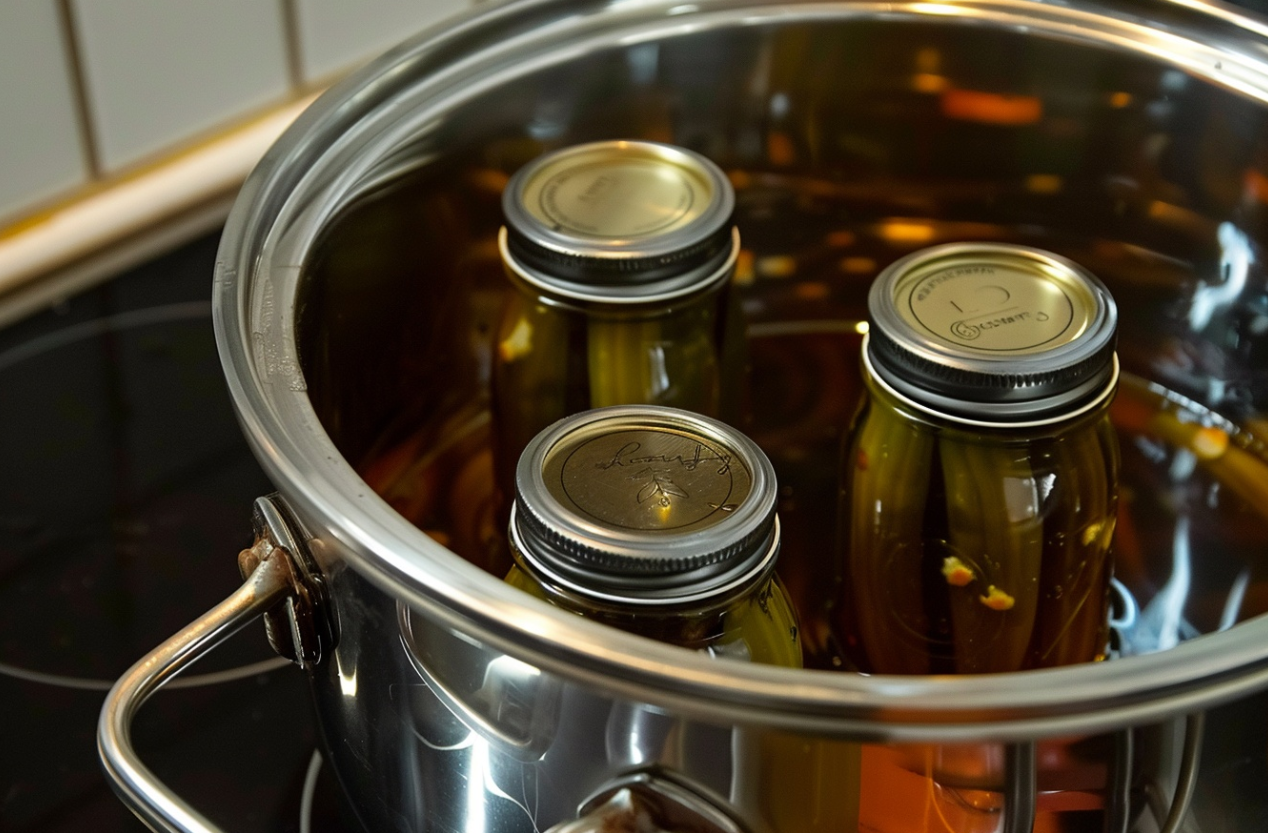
[501,141,735,299]
[521,146,713,240]
[867,243,1118,421]
[510,405,779,605]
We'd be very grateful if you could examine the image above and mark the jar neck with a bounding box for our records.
[861,342,1118,439]
[508,537,777,626]
[498,226,739,314]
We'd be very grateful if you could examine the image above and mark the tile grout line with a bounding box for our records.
[54,0,102,181]
[279,0,307,94]
[0,94,319,303]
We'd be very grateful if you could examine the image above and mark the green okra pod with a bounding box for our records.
[843,394,936,674]
[941,435,1043,673]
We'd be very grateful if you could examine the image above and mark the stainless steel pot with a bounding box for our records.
[100,0,1268,831]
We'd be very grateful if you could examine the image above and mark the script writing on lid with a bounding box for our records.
[553,429,746,531]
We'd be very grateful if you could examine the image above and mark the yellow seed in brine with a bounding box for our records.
[941,556,975,586]
[980,586,1016,611]
[498,317,533,362]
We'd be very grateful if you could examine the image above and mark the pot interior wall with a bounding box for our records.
[295,15,1268,660]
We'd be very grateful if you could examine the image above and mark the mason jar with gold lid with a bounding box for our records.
[492,141,745,537]
[835,243,1120,675]
[505,405,801,668]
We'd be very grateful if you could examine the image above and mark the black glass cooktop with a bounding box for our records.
[0,232,348,833]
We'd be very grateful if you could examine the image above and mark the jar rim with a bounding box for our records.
[863,334,1121,430]
[499,226,740,306]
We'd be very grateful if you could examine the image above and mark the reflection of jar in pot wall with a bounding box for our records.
[504,405,800,667]
[492,141,745,523]
[835,243,1121,675]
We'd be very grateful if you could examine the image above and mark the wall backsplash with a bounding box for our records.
[0,0,470,228]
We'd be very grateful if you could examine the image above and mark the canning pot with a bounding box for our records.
[99,0,1268,831]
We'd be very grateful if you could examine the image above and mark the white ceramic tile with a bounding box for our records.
[293,0,469,84]
[0,4,90,222]
[70,0,291,173]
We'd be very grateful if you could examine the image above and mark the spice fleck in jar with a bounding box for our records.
[493,141,745,523]
[835,243,1120,675]
[505,405,800,668]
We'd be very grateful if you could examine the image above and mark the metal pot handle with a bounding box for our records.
[97,495,326,833]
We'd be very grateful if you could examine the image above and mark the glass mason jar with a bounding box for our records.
[492,141,745,523]
[835,243,1121,676]
[504,405,801,668]
[507,405,848,832]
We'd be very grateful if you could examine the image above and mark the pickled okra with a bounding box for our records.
[585,307,723,409]
[839,388,936,674]
[836,243,1120,675]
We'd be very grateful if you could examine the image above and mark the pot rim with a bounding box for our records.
[213,0,1268,741]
